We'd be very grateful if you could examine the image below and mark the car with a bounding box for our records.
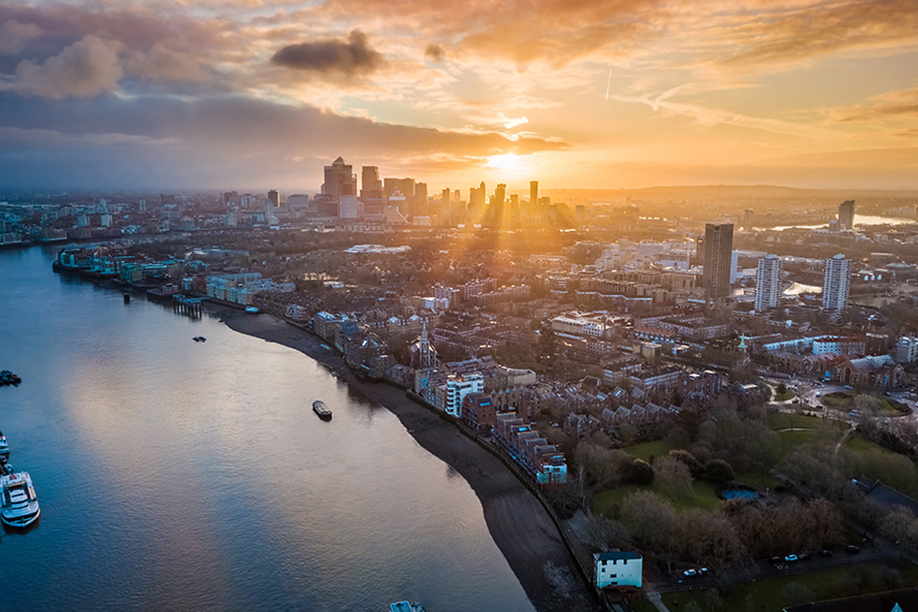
[820,549,834,557]
[699,567,709,576]
[799,552,812,561]
[771,556,782,566]
[784,554,799,562]
[846,544,860,554]
[683,569,698,577]
[792,398,800,403]
[815,392,821,397]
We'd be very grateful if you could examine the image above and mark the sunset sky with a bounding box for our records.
[1,0,917,192]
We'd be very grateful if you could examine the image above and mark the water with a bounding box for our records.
[0,246,535,612]
[763,214,915,231]
[720,488,759,500]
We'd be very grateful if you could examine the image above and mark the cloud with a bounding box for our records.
[424,43,445,62]
[270,30,386,76]
[0,19,42,56]
[833,88,918,123]
[4,35,123,99]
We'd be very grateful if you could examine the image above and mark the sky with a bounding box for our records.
[0,0,917,193]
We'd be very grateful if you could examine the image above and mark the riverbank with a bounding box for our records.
[217,308,594,612]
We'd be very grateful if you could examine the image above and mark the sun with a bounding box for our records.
[485,153,530,173]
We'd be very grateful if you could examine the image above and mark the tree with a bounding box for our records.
[704,459,736,483]
[669,449,705,477]
[538,323,556,363]
[621,491,682,572]
[624,459,655,485]
[656,457,694,501]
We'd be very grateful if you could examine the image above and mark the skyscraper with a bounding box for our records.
[823,254,851,311]
[322,156,355,200]
[755,254,782,311]
[267,189,279,208]
[702,223,734,300]
[360,166,382,199]
[838,200,855,230]
[530,181,538,208]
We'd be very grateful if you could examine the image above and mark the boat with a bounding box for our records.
[1,471,40,528]
[245,306,260,314]
[390,603,426,612]
[312,400,332,420]
[193,336,207,342]
[0,431,8,457]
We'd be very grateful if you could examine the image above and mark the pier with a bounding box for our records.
[172,294,205,318]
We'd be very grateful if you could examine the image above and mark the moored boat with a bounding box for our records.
[0,430,8,457]
[1,471,40,528]
[312,400,332,420]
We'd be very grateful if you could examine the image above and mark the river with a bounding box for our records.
[0,246,535,612]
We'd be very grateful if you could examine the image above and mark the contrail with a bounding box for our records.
[604,69,611,100]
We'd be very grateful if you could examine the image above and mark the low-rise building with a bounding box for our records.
[594,551,642,590]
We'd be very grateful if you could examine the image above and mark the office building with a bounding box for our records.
[755,254,782,311]
[838,200,855,230]
[702,223,734,300]
[267,189,279,208]
[322,156,356,201]
[360,166,383,199]
[823,254,851,311]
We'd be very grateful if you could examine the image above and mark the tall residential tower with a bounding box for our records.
[702,223,734,300]
[823,254,851,311]
[755,254,782,311]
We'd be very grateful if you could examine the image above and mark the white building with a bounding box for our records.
[755,253,782,312]
[897,337,918,363]
[339,194,358,219]
[445,374,484,418]
[822,254,851,311]
[729,250,740,284]
[594,551,642,589]
[552,315,603,338]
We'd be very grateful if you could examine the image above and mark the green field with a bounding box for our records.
[767,412,848,432]
[622,440,674,462]
[822,391,908,416]
[662,561,918,612]
[591,478,723,516]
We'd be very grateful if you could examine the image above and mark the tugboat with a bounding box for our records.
[0,431,8,457]
[1,470,40,528]
[312,400,332,421]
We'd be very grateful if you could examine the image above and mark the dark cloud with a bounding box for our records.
[424,43,445,62]
[0,93,568,189]
[270,30,385,76]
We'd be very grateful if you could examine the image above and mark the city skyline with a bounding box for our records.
[1,1,918,191]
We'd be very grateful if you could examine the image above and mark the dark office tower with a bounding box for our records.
[414,182,429,216]
[268,189,279,208]
[361,166,383,199]
[702,223,734,300]
[838,200,855,230]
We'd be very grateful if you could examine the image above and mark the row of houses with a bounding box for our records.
[492,412,567,485]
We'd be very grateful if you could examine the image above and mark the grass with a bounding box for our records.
[591,478,723,516]
[773,388,795,402]
[767,412,849,432]
[662,561,918,612]
[622,440,674,462]
[821,391,908,416]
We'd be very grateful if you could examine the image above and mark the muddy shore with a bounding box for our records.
[218,309,595,612]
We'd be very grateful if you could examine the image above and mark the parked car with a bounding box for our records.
[699,567,709,576]
[784,554,799,562]
[683,569,698,578]
[799,552,812,561]
[771,556,782,566]
[846,544,860,554]
[820,549,834,557]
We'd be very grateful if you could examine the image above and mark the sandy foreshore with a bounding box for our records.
[218,309,594,612]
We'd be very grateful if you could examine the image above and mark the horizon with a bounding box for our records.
[1,1,918,191]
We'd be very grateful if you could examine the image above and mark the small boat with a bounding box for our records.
[193,336,207,342]
[245,306,260,314]
[0,431,8,456]
[312,400,332,420]
[390,602,426,612]
[1,471,40,528]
